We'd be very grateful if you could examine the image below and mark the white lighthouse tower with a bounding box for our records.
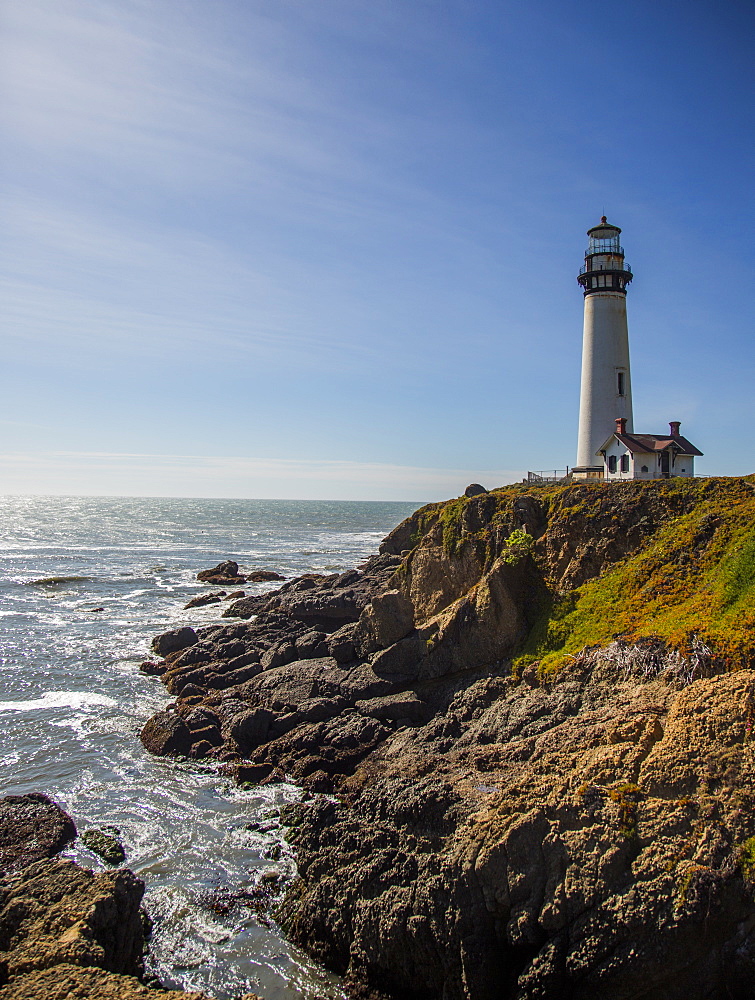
[573,217,634,479]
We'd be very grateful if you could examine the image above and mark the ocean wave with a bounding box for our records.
[24,576,92,586]
[0,691,117,712]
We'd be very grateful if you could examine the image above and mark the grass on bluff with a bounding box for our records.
[514,477,755,675]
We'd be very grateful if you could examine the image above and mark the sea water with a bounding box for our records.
[0,496,421,999]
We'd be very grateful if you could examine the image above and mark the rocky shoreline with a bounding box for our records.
[11,478,755,1000]
[140,477,755,999]
[0,793,262,1000]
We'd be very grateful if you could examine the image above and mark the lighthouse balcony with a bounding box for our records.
[578,262,632,276]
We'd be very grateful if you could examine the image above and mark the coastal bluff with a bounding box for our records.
[142,477,755,1000]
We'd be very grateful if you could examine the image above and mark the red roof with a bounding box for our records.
[613,432,703,457]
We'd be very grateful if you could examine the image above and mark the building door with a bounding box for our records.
[661,452,670,478]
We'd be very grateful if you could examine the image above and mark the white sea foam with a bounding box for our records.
[0,690,117,712]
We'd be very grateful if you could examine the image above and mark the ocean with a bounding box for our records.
[0,495,422,1000]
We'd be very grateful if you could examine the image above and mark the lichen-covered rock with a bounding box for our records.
[81,828,126,866]
[0,965,215,999]
[280,664,755,1000]
[0,859,145,982]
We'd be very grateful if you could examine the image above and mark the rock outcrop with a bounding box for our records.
[139,477,755,1000]
[196,561,284,585]
[0,795,247,1000]
[0,794,76,875]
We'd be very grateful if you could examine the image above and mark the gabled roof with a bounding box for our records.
[597,432,703,457]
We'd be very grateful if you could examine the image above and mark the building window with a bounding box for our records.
[620,454,630,473]
[641,465,648,473]
[608,455,617,473]
[617,372,625,396]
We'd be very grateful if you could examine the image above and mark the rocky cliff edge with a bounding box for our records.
[142,477,755,999]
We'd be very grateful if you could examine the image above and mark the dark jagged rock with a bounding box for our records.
[196,560,242,583]
[0,794,77,875]
[245,570,285,582]
[138,660,165,676]
[184,591,226,609]
[352,590,415,658]
[139,709,193,757]
[223,555,402,626]
[150,626,197,657]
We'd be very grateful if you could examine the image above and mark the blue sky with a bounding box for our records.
[2,0,753,499]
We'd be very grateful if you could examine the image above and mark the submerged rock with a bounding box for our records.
[184,591,226,609]
[81,827,126,865]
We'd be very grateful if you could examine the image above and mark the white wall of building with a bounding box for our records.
[600,437,696,480]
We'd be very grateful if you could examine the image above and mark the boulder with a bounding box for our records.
[223,708,272,753]
[327,622,358,663]
[370,634,426,682]
[464,483,488,497]
[184,592,225,609]
[246,570,285,582]
[355,694,430,725]
[138,660,165,676]
[139,710,193,757]
[0,794,77,875]
[150,626,197,658]
[295,631,330,659]
[196,560,242,583]
[261,639,298,670]
[352,590,415,657]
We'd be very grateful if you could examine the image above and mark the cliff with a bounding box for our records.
[142,477,755,1000]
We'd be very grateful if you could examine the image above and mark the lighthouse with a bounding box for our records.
[573,218,634,479]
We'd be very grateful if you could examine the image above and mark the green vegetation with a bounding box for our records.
[439,498,468,556]
[739,835,755,883]
[500,528,534,565]
[402,478,755,678]
[513,478,755,675]
[608,782,642,840]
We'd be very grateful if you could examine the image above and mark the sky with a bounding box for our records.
[2,0,753,500]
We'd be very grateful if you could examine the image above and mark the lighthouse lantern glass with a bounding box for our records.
[588,231,621,254]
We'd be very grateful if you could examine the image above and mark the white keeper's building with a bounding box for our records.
[598,417,702,481]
